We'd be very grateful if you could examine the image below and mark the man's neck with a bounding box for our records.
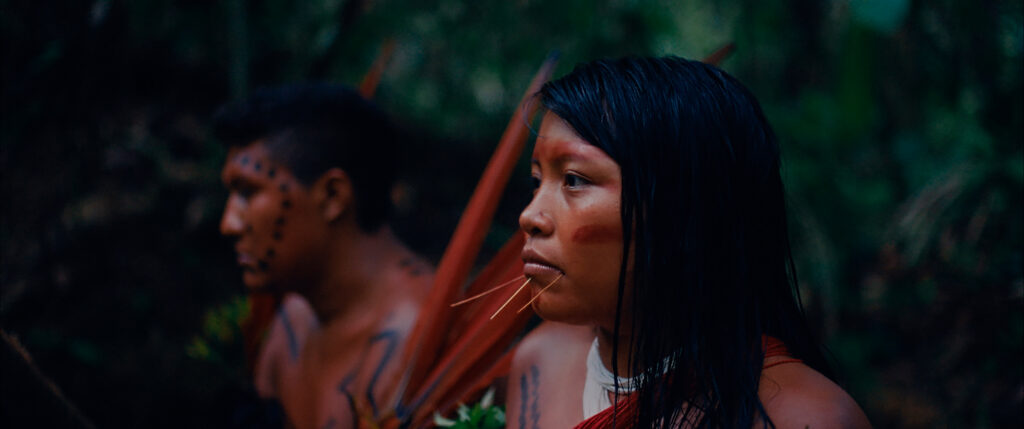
[302,225,412,325]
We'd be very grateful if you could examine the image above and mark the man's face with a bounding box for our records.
[219,142,326,292]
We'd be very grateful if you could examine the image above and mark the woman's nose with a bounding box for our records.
[519,195,554,237]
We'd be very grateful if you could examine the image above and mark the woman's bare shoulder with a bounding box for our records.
[758,363,872,429]
[506,322,592,429]
[513,322,593,367]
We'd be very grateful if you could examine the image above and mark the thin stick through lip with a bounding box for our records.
[517,273,563,313]
[449,274,527,307]
[489,278,532,320]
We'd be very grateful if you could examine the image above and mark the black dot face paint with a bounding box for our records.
[266,248,276,258]
[279,183,290,193]
[273,231,282,241]
[239,156,250,166]
[282,200,292,209]
[268,168,276,178]
[257,260,269,271]
[245,224,254,233]
[254,161,262,172]
[275,217,285,227]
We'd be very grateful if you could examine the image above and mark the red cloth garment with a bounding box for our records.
[574,336,801,429]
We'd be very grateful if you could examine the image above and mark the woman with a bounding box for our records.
[505,57,870,428]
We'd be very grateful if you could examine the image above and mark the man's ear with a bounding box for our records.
[313,168,354,223]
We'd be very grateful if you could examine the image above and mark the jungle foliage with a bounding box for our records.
[1,0,1021,427]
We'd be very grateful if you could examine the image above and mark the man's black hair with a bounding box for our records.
[214,83,397,232]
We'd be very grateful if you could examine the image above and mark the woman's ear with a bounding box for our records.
[313,168,354,223]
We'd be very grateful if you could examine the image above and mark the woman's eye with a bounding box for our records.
[564,173,589,188]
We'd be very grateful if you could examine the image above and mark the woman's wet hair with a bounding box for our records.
[540,56,831,428]
[214,83,397,232]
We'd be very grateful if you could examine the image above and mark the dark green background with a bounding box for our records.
[1,0,1021,427]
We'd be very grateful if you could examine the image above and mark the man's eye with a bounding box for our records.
[564,173,589,188]
[230,180,257,199]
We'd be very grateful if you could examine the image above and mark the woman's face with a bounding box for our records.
[520,112,627,329]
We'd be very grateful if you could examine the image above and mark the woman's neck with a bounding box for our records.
[595,326,637,379]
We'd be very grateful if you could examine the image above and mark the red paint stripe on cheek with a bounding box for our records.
[571,224,621,244]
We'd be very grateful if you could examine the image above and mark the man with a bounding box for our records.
[215,84,433,428]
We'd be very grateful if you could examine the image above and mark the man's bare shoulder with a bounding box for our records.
[254,293,319,396]
[273,294,319,351]
[759,363,872,429]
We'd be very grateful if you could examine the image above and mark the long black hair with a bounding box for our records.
[539,56,831,428]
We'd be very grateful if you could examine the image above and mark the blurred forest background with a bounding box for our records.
[1,0,1021,427]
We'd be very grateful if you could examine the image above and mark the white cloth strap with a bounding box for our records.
[582,337,640,418]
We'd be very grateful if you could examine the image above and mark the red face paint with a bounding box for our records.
[571,224,621,244]
[521,112,627,328]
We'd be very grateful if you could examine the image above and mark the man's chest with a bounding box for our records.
[275,330,406,428]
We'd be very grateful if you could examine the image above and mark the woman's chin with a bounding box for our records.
[532,299,592,326]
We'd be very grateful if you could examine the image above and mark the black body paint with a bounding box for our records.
[365,331,399,417]
[239,155,250,166]
[282,200,292,209]
[337,371,357,394]
[266,248,276,258]
[337,372,360,427]
[518,365,541,429]
[277,306,300,361]
[335,330,401,421]
[275,217,285,226]
[254,161,262,171]
[268,167,276,178]
[257,260,269,271]
[273,231,282,241]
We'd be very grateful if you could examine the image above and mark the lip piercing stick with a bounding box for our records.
[490,277,534,320]
[517,273,563,313]
[450,275,527,308]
